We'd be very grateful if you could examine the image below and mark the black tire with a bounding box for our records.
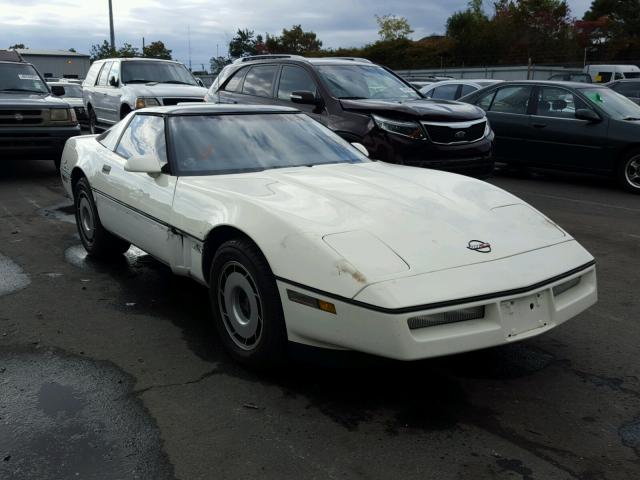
[617,150,640,193]
[73,177,130,257]
[120,106,131,120]
[54,157,61,171]
[209,238,287,368]
[88,107,98,135]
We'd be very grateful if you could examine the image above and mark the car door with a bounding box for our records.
[92,114,177,263]
[526,86,608,171]
[233,64,279,106]
[273,65,327,124]
[103,60,122,124]
[93,61,113,123]
[475,84,534,163]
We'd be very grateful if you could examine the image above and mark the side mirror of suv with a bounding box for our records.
[50,85,65,96]
[109,76,119,87]
[575,109,601,123]
[290,91,319,105]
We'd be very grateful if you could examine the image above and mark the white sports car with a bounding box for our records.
[60,104,597,367]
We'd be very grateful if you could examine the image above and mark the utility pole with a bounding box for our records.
[108,0,115,50]
[188,25,192,71]
[142,37,145,56]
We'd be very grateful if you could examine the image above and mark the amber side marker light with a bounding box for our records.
[287,290,337,314]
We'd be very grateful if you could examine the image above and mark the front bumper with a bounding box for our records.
[278,242,597,361]
[364,130,494,178]
[0,125,81,160]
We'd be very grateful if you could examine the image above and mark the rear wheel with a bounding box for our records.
[617,150,640,193]
[209,238,287,368]
[74,177,130,257]
[88,107,98,134]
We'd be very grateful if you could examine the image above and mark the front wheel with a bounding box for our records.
[618,151,640,193]
[88,107,98,135]
[74,177,130,257]
[209,238,288,368]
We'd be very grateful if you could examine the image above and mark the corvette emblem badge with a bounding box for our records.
[467,240,491,253]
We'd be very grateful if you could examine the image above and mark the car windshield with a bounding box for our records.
[580,87,640,120]
[168,113,368,175]
[55,84,82,98]
[0,63,49,94]
[121,61,197,85]
[315,65,421,100]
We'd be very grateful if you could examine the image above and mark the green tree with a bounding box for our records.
[89,40,116,62]
[375,14,414,41]
[228,29,258,58]
[274,25,322,54]
[117,42,139,58]
[8,43,26,49]
[210,56,231,74]
[143,40,172,59]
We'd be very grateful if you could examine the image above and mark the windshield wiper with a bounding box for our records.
[338,96,367,100]
[125,79,156,84]
[0,88,45,93]
[623,116,640,121]
[161,80,193,85]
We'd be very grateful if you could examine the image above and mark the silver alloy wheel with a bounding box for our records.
[78,193,95,243]
[217,260,263,350]
[625,155,640,189]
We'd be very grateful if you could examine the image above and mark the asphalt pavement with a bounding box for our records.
[0,160,638,480]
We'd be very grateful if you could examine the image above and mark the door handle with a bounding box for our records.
[102,164,111,174]
[532,123,547,128]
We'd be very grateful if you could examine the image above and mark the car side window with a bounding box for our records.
[476,90,497,110]
[222,68,245,92]
[596,71,612,83]
[460,84,477,97]
[278,66,317,101]
[108,61,120,86]
[430,84,459,100]
[115,115,168,165]
[489,86,532,114]
[242,65,278,97]
[96,61,113,87]
[83,62,103,87]
[536,87,589,119]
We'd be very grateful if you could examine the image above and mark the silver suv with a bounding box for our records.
[82,58,207,133]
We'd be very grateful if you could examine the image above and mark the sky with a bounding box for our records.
[0,0,593,70]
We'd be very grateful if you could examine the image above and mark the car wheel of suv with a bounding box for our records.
[88,107,98,134]
[618,150,640,193]
[74,177,131,257]
[209,238,287,368]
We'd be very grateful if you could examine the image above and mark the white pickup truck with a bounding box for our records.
[584,64,640,83]
[82,58,207,133]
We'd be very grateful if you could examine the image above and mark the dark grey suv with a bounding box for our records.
[205,55,494,177]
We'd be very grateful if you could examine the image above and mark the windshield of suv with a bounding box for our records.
[315,65,421,100]
[580,87,640,120]
[0,63,49,94]
[169,113,368,175]
[121,61,197,85]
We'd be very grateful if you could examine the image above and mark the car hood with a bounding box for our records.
[125,83,207,98]
[0,92,70,108]
[339,98,485,122]
[183,162,570,281]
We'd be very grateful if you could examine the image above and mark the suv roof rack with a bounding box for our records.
[319,57,372,64]
[233,54,306,64]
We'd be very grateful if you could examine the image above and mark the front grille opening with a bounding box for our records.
[423,120,486,144]
[408,306,485,330]
[552,276,581,297]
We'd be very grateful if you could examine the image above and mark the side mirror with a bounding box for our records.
[351,142,369,157]
[290,90,318,105]
[109,76,119,87]
[575,109,601,123]
[196,78,205,88]
[124,155,162,177]
[50,85,65,96]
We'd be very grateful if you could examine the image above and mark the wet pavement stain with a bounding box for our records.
[495,458,535,480]
[0,347,175,480]
[0,253,30,297]
[38,202,76,225]
[619,417,640,456]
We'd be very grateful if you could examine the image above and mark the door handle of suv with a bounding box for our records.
[532,123,547,128]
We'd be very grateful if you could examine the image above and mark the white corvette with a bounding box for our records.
[60,104,597,366]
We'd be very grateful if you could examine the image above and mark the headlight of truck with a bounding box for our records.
[50,109,69,121]
[135,97,161,109]
[484,119,491,137]
[372,114,426,140]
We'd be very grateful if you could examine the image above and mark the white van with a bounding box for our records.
[584,64,640,83]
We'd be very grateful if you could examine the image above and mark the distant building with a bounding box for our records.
[16,49,90,80]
